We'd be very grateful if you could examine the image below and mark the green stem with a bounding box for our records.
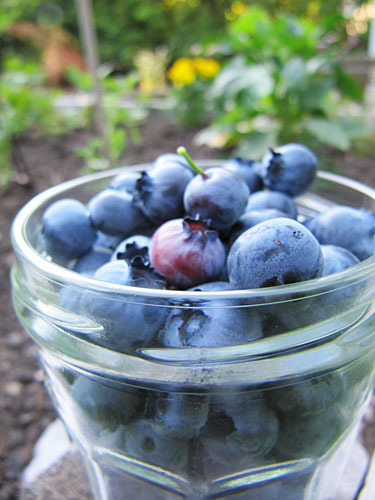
[177,146,206,176]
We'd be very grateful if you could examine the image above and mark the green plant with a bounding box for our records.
[1,0,231,72]
[195,6,368,158]
[167,57,221,128]
[68,67,147,173]
[0,56,82,189]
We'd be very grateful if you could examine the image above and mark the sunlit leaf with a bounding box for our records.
[304,118,350,150]
[234,130,276,159]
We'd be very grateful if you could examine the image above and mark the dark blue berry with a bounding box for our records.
[81,260,166,352]
[110,234,151,262]
[159,281,263,347]
[203,393,278,467]
[229,208,291,244]
[133,154,194,225]
[153,393,209,440]
[107,170,141,193]
[72,246,112,276]
[321,244,360,276]
[223,157,263,192]
[275,402,347,459]
[228,218,323,289]
[260,143,318,197]
[304,206,375,261]
[245,190,298,219]
[70,375,144,430]
[267,373,346,417]
[183,167,250,232]
[88,188,149,236]
[41,198,97,262]
[93,231,124,250]
[124,419,190,471]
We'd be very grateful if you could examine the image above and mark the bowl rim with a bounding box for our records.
[11,162,375,303]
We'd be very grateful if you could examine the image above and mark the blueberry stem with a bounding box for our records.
[177,146,206,177]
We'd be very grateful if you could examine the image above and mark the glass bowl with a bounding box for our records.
[10,162,375,500]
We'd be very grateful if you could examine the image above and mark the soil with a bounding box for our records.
[0,111,374,500]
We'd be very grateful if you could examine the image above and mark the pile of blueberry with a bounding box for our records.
[39,144,375,492]
[41,143,374,349]
[42,144,374,279]
[65,354,370,490]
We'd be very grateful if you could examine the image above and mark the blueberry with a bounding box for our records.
[124,419,190,471]
[153,152,192,170]
[94,259,132,284]
[267,372,346,417]
[93,231,124,250]
[73,246,112,276]
[159,281,263,347]
[183,167,250,232]
[41,198,97,262]
[223,157,263,192]
[229,208,292,245]
[70,375,144,430]
[304,206,375,261]
[228,217,323,289]
[260,143,318,197]
[153,393,210,440]
[275,402,347,459]
[149,216,227,289]
[110,234,151,262]
[88,188,149,236]
[133,153,194,225]
[321,245,360,276]
[107,170,141,192]
[203,393,278,467]
[81,260,166,352]
[245,190,298,219]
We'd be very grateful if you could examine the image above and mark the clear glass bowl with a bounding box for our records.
[10,162,375,500]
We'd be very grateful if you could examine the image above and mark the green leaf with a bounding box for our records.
[230,6,271,37]
[210,57,273,103]
[193,125,235,149]
[304,118,351,151]
[333,63,363,101]
[335,119,369,139]
[281,57,306,90]
[235,131,276,159]
[109,128,127,161]
[299,80,332,110]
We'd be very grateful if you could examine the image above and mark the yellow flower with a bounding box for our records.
[193,58,221,79]
[167,58,196,87]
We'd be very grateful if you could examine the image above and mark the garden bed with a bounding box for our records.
[0,112,374,500]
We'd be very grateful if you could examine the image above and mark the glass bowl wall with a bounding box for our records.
[10,163,375,500]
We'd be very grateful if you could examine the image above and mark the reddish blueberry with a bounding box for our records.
[149,216,226,289]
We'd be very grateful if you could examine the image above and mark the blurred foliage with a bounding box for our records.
[1,0,230,71]
[2,0,371,72]
[0,0,373,186]
[66,66,147,173]
[0,56,84,189]
[193,6,368,158]
[0,56,147,189]
[133,48,168,95]
[166,57,221,127]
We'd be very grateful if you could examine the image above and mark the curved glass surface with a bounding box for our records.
[10,163,375,500]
